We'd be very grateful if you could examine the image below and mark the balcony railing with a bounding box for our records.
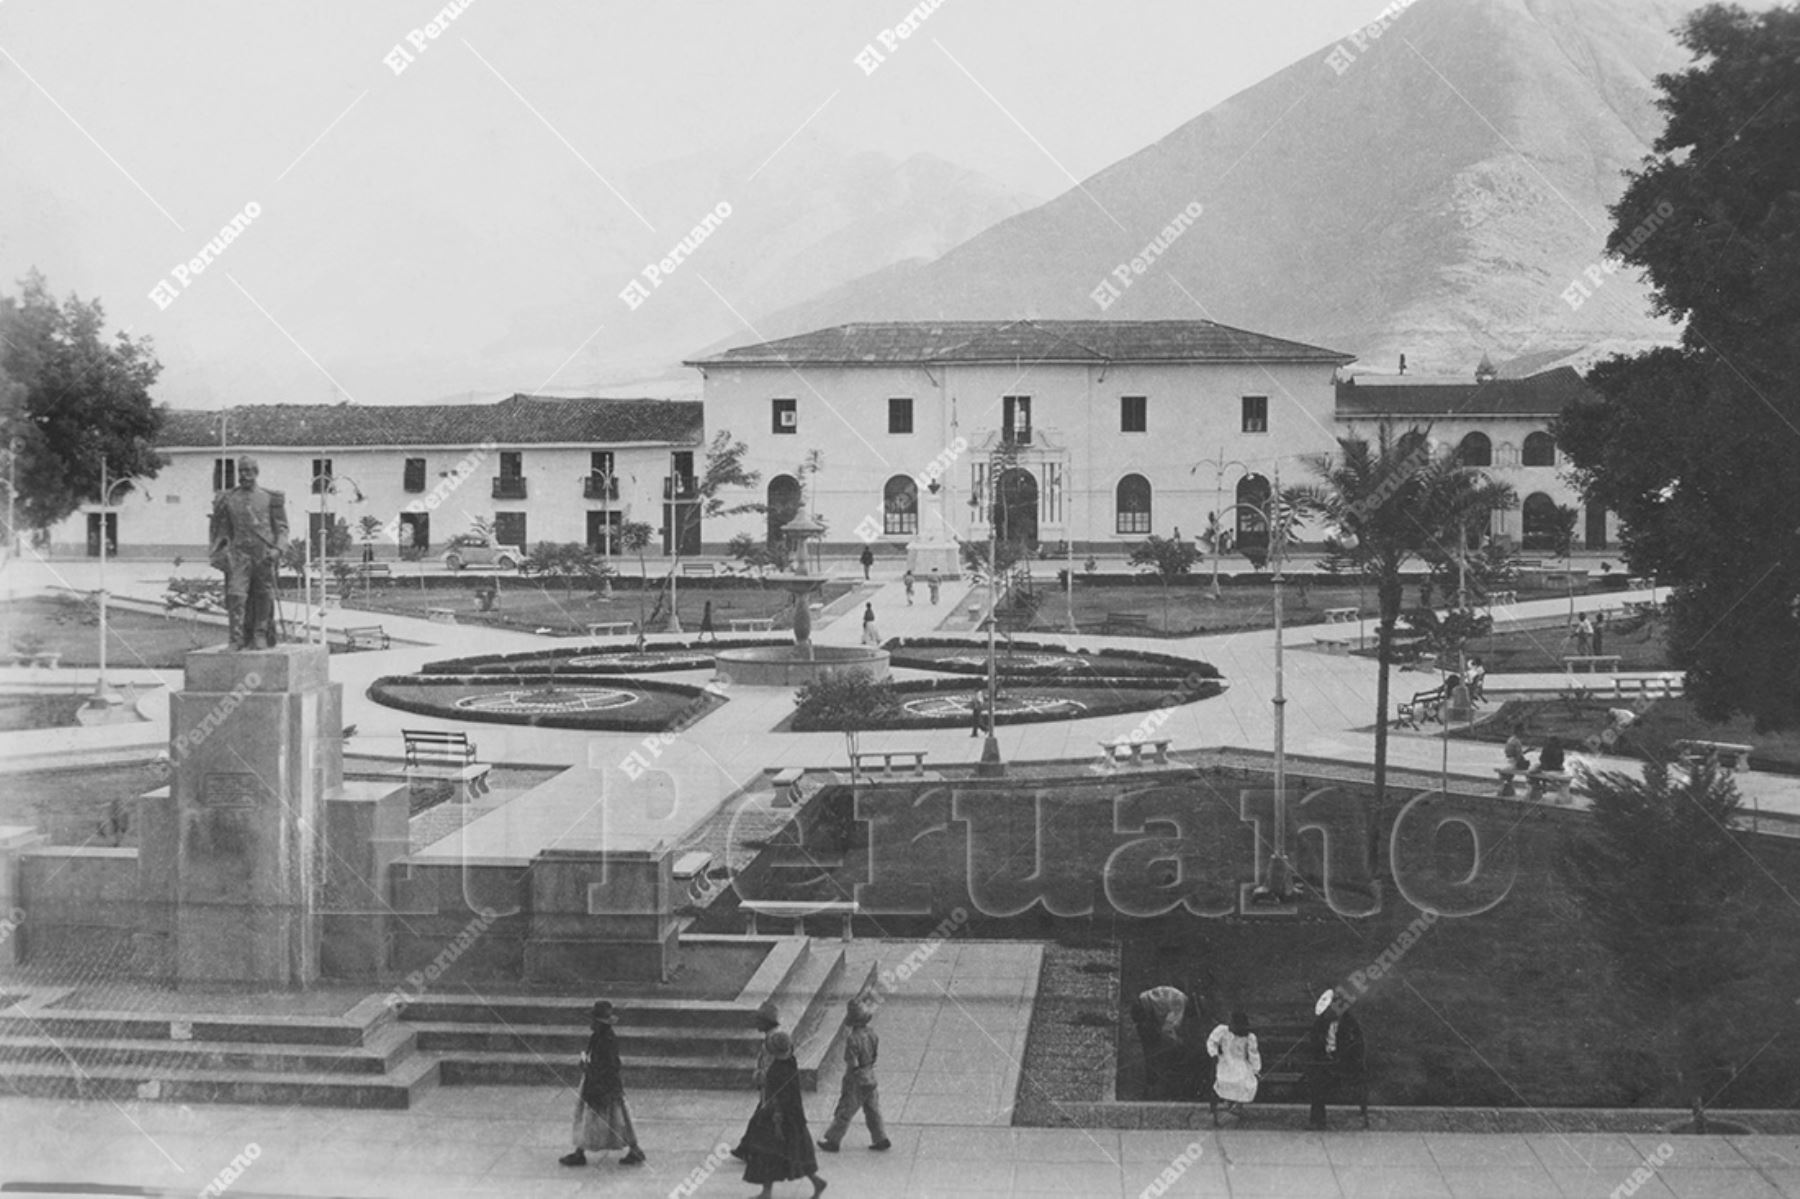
[492,476,528,500]
[583,476,620,501]
[663,478,698,501]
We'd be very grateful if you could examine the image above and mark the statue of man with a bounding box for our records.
[209,456,288,650]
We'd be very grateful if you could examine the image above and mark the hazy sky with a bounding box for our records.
[2,1,1382,408]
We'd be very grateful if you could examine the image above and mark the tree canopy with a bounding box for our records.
[1556,4,1800,730]
[0,271,166,538]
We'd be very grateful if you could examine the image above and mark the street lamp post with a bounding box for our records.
[665,451,686,634]
[311,472,364,644]
[93,459,138,701]
[983,460,1001,772]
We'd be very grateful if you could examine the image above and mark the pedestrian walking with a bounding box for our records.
[1575,614,1593,655]
[560,1000,646,1167]
[699,599,717,644]
[818,997,889,1152]
[739,1031,827,1198]
[861,603,880,646]
[1592,611,1606,656]
[859,545,874,580]
[902,569,915,605]
[969,692,985,738]
[1305,990,1368,1130]
[927,568,941,605]
[1207,1010,1261,1125]
[752,1000,782,1090]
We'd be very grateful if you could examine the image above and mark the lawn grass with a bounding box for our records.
[1461,610,1672,673]
[1455,695,1800,775]
[715,768,1800,1108]
[340,580,849,635]
[1,595,215,668]
[0,693,89,732]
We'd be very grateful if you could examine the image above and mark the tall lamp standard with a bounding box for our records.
[664,450,687,634]
[1192,451,1251,601]
[92,459,140,703]
[310,471,364,645]
[586,465,618,598]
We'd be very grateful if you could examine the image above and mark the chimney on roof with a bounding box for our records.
[1475,353,1498,383]
[1398,353,1407,375]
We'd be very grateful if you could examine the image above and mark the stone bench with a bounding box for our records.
[741,899,858,941]
[1098,738,1171,767]
[1322,607,1359,624]
[1673,739,1754,773]
[1563,655,1621,673]
[672,851,713,880]
[727,617,776,632]
[1613,676,1679,700]
[585,621,634,637]
[427,607,457,624]
[849,749,927,778]
[679,562,717,577]
[1315,637,1350,655]
[341,625,389,650]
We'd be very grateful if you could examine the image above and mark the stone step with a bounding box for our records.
[435,1050,819,1092]
[395,995,763,1030]
[412,1021,763,1059]
[0,1010,377,1048]
[0,1022,415,1076]
[0,1050,439,1109]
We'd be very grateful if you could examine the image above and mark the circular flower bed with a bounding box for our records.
[885,637,1220,681]
[368,673,724,732]
[420,639,793,676]
[789,674,1224,732]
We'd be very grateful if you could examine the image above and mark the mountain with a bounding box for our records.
[733,0,1712,372]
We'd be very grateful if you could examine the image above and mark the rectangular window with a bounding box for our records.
[888,398,914,435]
[212,458,237,492]
[1241,396,1269,434]
[1003,396,1032,445]
[587,451,618,500]
[1117,509,1152,535]
[310,458,333,494]
[403,458,426,493]
[499,451,522,479]
[493,512,527,549]
[772,398,797,434]
[1121,395,1147,433]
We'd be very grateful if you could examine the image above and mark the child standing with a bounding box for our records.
[817,997,889,1153]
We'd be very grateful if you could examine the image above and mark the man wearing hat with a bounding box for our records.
[817,995,889,1153]
[561,1000,646,1167]
[1306,988,1369,1130]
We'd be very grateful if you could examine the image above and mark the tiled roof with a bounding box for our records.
[1335,367,1595,418]
[157,395,704,449]
[686,320,1354,367]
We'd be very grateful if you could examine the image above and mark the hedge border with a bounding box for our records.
[421,638,792,676]
[789,673,1225,733]
[885,637,1221,680]
[367,673,724,732]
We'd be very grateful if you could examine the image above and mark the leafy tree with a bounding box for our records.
[727,530,793,578]
[524,541,601,598]
[279,517,351,573]
[1297,424,1515,835]
[666,431,765,629]
[1400,606,1492,666]
[0,271,166,539]
[1545,502,1580,618]
[1127,535,1199,631]
[1555,4,1800,730]
[1562,761,1758,1111]
[792,668,899,767]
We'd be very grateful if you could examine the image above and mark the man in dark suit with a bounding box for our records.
[1306,989,1369,1130]
[209,456,288,650]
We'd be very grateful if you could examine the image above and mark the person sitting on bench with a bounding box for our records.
[1503,723,1530,773]
[1534,736,1566,776]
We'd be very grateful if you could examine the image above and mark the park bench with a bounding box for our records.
[355,562,392,579]
[4,650,62,669]
[340,625,390,650]
[1673,739,1754,773]
[769,767,804,808]
[402,729,492,802]
[728,616,776,633]
[1322,607,1359,624]
[1563,655,1622,673]
[671,851,714,880]
[1485,590,1518,607]
[1526,770,1574,803]
[849,749,928,778]
[1101,612,1152,636]
[427,607,457,624]
[1097,738,1172,767]
[1315,637,1350,655]
[1394,684,1449,730]
[1613,676,1679,700]
[679,562,717,577]
[585,621,635,638]
[740,899,858,941]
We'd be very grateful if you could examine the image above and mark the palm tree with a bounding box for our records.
[1298,425,1515,861]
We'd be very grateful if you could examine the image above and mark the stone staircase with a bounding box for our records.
[416,937,857,1092]
[0,938,861,1108]
[0,994,437,1108]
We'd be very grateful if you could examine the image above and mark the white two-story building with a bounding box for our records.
[684,319,1355,560]
[49,394,704,561]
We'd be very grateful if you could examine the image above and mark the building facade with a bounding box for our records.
[48,395,704,561]
[685,320,1355,557]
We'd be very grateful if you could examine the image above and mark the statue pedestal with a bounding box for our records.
[138,644,340,986]
[906,539,962,577]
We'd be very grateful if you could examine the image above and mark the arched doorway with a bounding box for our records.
[1458,432,1493,467]
[995,467,1038,547]
[1522,492,1559,551]
[766,475,802,545]
[1585,503,1608,550]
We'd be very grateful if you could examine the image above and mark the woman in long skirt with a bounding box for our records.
[740,1031,826,1198]
[560,1000,646,1167]
[1206,1009,1261,1125]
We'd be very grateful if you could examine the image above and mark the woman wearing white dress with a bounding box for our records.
[1207,1010,1261,1125]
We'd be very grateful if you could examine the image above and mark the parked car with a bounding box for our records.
[441,533,523,571]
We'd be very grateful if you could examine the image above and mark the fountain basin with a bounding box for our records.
[714,644,889,688]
